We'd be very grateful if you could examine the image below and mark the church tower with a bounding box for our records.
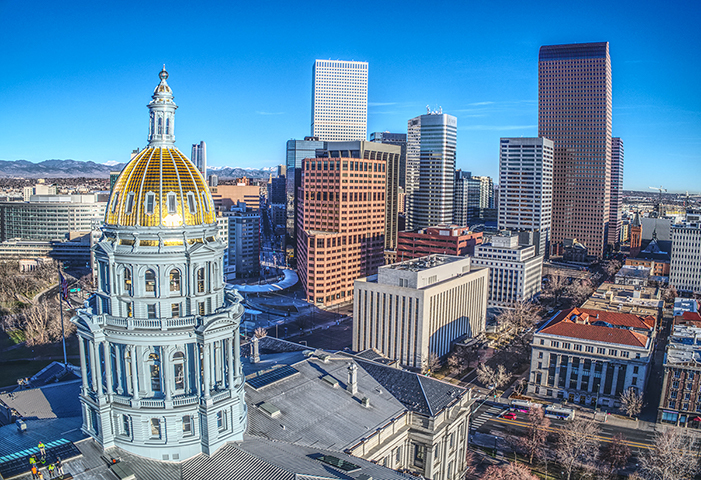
[72,68,246,461]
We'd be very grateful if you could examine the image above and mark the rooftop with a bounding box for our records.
[666,323,701,367]
[383,254,462,272]
[582,282,662,317]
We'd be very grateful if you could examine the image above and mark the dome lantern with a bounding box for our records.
[147,65,178,148]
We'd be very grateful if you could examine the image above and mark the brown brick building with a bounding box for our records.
[297,147,390,306]
[397,225,482,261]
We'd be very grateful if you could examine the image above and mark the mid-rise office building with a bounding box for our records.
[471,232,543,307]
[397,225,482,261]
[311,59,368,141]
[191,141,206,178]
[268,175,286,205]
[297,143,390,306]
[285,137,326,243]
[223,203,260,279]
[209,184,260,212]
[353,255,488,370]
[528,307,655,407]
[539,42,613,257]
[23,181,57,201]
[609,137,624,247]
[406,112,457,230]
[370,131,407,190]
[498,137,553,256]
[453,170,495,227]
[670,221,701,293]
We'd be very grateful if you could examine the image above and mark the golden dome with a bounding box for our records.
[106,146,215,227]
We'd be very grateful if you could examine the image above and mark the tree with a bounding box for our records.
[519,405,550,464]
[619,388,644,418]
[483,462,539,480]
[566,278,594,306]
[476,364,510,390]
[605,260,622,278]
[425,352,441,374]
[638,428,699,480]
[555,419,600,480]
[541,273,569,307]
[663,285,678,304]
[600,433,631,478]
[254,327,268,338]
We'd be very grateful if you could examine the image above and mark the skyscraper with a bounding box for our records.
[498,137,554,256]
[538,42,613,257]
[406,111,457,230]
[453,170,495,227]
[311,60,368,141]
[191,140,206,178]
[285,137,326,247]
[609,137,624,247]
[370,132,407,190]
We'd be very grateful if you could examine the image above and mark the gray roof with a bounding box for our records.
[0,380,82,420]
[0,416,85,457]
[244,353,406,450]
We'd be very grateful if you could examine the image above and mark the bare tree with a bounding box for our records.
[462,448,478,478]
[663,285,678,304]
[426,352,441,374]
[566,278,594,306]
[638,428,700,480]
[476,364,511,390]
[555,419,600,480]
[541,273,569,307]
[619,388,645,418]
[513,377,528,396]
[254,327,268,338]
[605,260,622,278]
[600,433,631,478]
[483,462,539,480]
[519,405,551,464]
[497,301,540,349]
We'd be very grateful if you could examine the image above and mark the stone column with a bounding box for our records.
[234,330,241,378]
[564,359,573,390]
[131,346,140,400]
[78,337,89,394]
[227,338,234,389]
[162,346,172,402]
[203,343,211,398]
[610,365,620,397]
[95,341,104,398]
[115,345,124,395]
[88,340,98,391]
[598,363,608,398]
[576,358,584,391]
[196,343,202,397]
[104,341,114,396]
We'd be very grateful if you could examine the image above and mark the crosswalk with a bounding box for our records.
[471,405,505,430]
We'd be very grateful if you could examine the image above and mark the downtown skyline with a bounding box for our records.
[0,0,699,192]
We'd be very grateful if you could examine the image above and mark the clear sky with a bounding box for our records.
[1,0,699,192]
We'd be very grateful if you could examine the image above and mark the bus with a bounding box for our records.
[510,399,534,413]
[545,405,576,421]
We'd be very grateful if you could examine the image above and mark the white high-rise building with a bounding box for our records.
[311,60,368,141]
[406,111,457,230]
[670,221,701,294]
[191,141,206,178]
[498,137,554,256]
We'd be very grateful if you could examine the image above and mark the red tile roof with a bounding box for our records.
[539,307,653,348]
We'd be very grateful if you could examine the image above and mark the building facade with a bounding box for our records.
[453,170,495,227]
[498,137,553,256]
[370,131,407,190]
[397,225,483,261]
[285,137,326,245]
[670,221,701,293]
[191,141,206,178]
[528,307,655,408]
[353,255,488,370]
[297,143,389,305]
[471,233,543,307]
[71,68,247,461]
[407,112,457,230]
[538,42,613,258]
[609,137,624,247]
[311,59,368,141]
[223,204,260,279]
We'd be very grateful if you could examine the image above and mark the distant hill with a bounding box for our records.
[0,160,276,180]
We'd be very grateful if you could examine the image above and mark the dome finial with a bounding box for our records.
[160,65,168,81]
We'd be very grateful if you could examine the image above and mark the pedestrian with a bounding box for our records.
[55,457,64,475]
[31,465,38,479]
[37,470,44,480]
[38,442,46,456]
[47,463,55,478]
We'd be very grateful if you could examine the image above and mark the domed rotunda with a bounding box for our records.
[72,68,246,461]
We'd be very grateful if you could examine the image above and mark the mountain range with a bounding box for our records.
[0,160,277,179]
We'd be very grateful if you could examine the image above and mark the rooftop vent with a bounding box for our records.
[258,401,281,418]
[322,375,339,388]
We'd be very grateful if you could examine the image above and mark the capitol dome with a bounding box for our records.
[105,67,215,228]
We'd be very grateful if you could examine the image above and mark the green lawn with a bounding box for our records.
[0,359,54,388]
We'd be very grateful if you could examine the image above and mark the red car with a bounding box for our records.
[502,412,517,420]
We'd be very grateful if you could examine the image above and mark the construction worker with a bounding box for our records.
[55,457,64,475]
[37,470,44,480]
[38,442,46,456]
[30,465,38,479]
[29,455,37,467]
[47,462,56,478]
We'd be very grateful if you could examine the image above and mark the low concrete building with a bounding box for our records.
[581,283,662,319]
[528,307,655,408]
[396,224,483,261]
[353,254,488,370]
[470,232,543,307]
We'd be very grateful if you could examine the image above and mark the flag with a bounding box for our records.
[59,272,72,308]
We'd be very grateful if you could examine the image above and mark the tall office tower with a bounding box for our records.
[538,42,613,258]
[370,132,407,189]
[498,137,554,256]
[670,220,701,294]
[406,112,457,230]
[191,141,207,178]
[311,60,368,141]
[609,137,624,247]
[285,137,326,246]
[453,170,494,227]
[297,142,392,306]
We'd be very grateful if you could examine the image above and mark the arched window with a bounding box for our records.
[173,352,185,391]
[157,117,163,135]
[197,268,205,293]
[165,118,170,135]
[145,269,156,294]
[148,351,161,392]
[170,269,181,292]
[124,268,132,294]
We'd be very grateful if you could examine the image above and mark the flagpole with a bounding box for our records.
[58,261,67,370]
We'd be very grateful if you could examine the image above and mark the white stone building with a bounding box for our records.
[471,232,543,307]
[353,254,488,370]
[527,307,655,408]
[670,220,701,294]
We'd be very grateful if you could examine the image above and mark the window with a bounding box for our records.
[111,192,120,213]
[585,346,594,353]
[199,302,205,316]
[675,370,682,378]
[145,192,155,215]
[538,362,543,369]
[124,268,132,293]
[149,352,161,392]
[621,351,629,358]
[563,343,571,349]
[173,352,185,390]
[187,192,197,214]
[145,269,156,294]
[170,269,181,292]
[632,377,638,386]
[172,303,180,318]
[538,352,543,359]
[126,302,133,317]
[147,304,157,319]
[201,192,210,213]
[182,415,193,436]
[597,347,606,354]
[122,415,130,436]
[125,192,135,215]
[633,366,639,374]
[540,339,545,345]
[673,381,680,389]
[150,418,161,438]
[197,268,205,293]
[574,344,582,351]
[167,192,177,214]
[413,444,425,467]
[551,341,559,348]
[395,446,402,464]
[217,410,227,431]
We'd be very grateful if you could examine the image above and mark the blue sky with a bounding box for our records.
[0,0,699,192]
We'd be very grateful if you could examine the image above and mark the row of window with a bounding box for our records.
[538,339,640,359]
[122,267,208,296]
[120,411,227,440]
[111,190,210,217]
